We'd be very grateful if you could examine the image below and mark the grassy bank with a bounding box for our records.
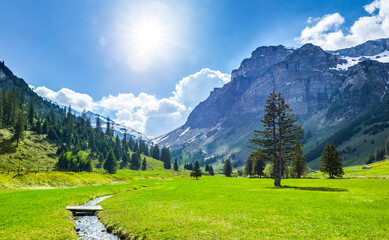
[0,171,133,189]
[99,177,389,239]
[0,183,143,240]
[307,159,389,179]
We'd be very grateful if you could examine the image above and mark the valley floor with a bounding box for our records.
[0,171,388,239]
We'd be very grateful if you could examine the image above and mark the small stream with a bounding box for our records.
[73,195,119,240]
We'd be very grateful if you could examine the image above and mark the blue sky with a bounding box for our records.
[0,0,385,137]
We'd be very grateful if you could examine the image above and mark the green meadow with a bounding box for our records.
[1,167,389,240]
[99,177,389,240]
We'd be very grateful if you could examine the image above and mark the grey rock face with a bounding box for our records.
[232,45,293,78]
[332,38,389,57]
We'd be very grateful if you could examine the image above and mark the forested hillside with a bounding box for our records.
[0,61,171,173]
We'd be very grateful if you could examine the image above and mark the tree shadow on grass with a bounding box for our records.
[266,185,348,192]
[0,138,17,155]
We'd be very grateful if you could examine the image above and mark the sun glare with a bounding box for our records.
[134,21,164,53]
[132,20,168,55]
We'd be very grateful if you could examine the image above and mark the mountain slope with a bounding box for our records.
[156,39,389,167]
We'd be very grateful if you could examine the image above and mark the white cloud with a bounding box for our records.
[34,86,94,112]
[172,68,230,110]
[297,0,389,50]
[34,68,230,137]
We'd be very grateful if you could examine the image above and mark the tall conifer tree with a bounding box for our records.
[103,148,118,174]
[319,142,343,178]
[249,91,303,186]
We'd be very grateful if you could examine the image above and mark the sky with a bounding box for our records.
[0,0,388,137]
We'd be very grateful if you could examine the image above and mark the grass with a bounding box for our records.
[308,158,389,179]
[0,163,388,239]
[0,129,58,171]
[0,183,143,240]
[98,177,389,239]
[0,171,133,190]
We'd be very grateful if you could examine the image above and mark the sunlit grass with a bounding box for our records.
[99,177,389,239]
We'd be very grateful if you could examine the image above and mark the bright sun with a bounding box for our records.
[133,20,166,55]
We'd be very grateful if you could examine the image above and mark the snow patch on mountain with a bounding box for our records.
[332,50,389,71]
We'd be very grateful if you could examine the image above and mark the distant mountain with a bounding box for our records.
[156,38,389,168]
[82,111,148,141]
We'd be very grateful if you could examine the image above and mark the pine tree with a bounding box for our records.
[96,115,102,132]
[367,153,375,164]
[253,158,265,178]
[248,91,303,186]
[27,98,35,128]
[152,144,160,160]
[103,148,118,174]
[56,152,69,170]
[120,153,130,169]
[209,166,215,176]
[161,146,171,169]
[385,137,389,156]
[223,159,232,177]
[244,156,253,177]
[205,164,210,172]
[290,143,306,178]
[13,110,26,147]
[86,158,94,172]
[319,142,344,178]
[190,160,202,180]
[142,157,147,171]
[34,119,42,134]
[174,159,179,171]
[130,152,141,170]
[105,116,111,136]
[0,94,3,128]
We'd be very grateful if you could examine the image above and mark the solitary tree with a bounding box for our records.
[319,142,343,178]
[103,148,118,174]
[141,157,147,171]
[209,166,215,176]
[130,152,141,170]
[13,110,26,147]
[190,160,202,179]
[249,91,303,186]
[385,137,389,155]
[244,156,253,177]
[290,143,306,178]
[27,98,35,128]
[174,159,179,171]
[161,146,171,169]
[223,159,232,177]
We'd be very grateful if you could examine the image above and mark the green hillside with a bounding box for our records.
[0,129,58,172]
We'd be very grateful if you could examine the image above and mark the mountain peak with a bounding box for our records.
[285,43,341,71]
[232,45,293,78]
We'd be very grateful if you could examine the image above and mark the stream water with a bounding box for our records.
[73,195,119,240]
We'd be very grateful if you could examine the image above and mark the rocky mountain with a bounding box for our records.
[156,38,389,167]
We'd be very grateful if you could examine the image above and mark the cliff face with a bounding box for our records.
[156,39,389,165]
